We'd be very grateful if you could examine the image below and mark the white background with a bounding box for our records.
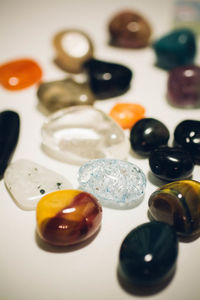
[0,0,200,299]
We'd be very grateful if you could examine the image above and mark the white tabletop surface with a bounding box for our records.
[1,0,200,300]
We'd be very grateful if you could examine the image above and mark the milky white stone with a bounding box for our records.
[4,159,73,210]
[41,106,130,164]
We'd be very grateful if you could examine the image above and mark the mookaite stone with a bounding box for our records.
[37,78,95,113]
[53,29,94,73]
[108,10,152,48]
[41,106,130,164]
[4,159,72,210]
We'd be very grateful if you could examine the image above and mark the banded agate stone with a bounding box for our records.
[37,78,94,113]
[4,159,72,210]
[148,180,200,236]
[119,221,178,286]
[36,190,102,246]
[78,159,146,209]
[41,106,130,164]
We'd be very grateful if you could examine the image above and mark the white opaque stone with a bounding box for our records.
[41,106,130,164]
[4,159,73,210]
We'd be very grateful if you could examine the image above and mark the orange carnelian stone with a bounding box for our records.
[0,59,42,91]
[109,102,145,129]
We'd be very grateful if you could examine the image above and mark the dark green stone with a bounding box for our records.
[119,221,178,286]
[153,29,196,70]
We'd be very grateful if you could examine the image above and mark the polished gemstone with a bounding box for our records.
[174,120,200,164]
[108,10,152,48]
[41,106,130,164]
[0,111,20,177]
[153,29,196,69]
[36,189,102,246]
[53,29,94,73]
[4,159,73,210]
[84,59,132,99]
[130,118,169,156]
[109,103,145,129]
[119,221,178,286]
[167,65,200,107]
[78,159,146,209]
[37,78,94,113]
[0,58,42,90]
[149,146,194,181]
[148,180,200,236]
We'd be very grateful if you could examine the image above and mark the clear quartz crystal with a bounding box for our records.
[41,106,130,164]
[78,158,146,209]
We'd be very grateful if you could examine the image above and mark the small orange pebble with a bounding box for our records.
[0,58,42,91]
[109,102,145,129]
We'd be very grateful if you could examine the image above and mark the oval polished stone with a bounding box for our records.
[53,29,94,73]
[84,59,132,99]
[119,221,178,286]
[78,159,146,209]
[167,65,200,107]
[149,146,194,181]
[36,189,102,246]
[130,118,169,156]
[148,180,200,236]
[0,58,42,90]
[37,78,94,113]
[41,106,130,164]
[0,110,20,177]
[153,29,196,70]
[108,10,152,48]
[174,120,200,164]
[4,159,73,210]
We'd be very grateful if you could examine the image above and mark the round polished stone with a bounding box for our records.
[153,29,196,70]
[167,65,200,107]
[130,118,169,156]
[108,10,152,48]
[119,221,178,286]
[53,29,94,73]
[174,120,200,164]
[36,189,102,246]
[149,146,194,181]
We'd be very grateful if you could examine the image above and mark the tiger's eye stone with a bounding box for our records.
[130,118,169,156]
[153,29,196,70]
[36,190,102,246]
[109,103,145,129]
[0,59,42,90]
[167,65,200,107]
[119,221,178,286]
[149,146,194,181]
[174,120,200,164]
[53,29,94,73]
[108,10,152,48]
[148,180,200,236]
[37,78,94,113]
[84,59,132,99]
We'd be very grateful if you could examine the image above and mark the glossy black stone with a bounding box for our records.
[130,118,169,156]
[0,110,20,177]
[149,146,194,181]
[174,120,200,164]
[84,58,132,99]
[119,221,178,286]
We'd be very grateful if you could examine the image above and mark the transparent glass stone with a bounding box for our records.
[78,158,146,209]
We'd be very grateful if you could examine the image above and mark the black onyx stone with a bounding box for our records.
[149,146,194,181]
[153,29,196,70]
[0,110,20,177]
[130,118,169,156]
[119,221,178,286]
[174,120,200,164]
[84,59,132,99]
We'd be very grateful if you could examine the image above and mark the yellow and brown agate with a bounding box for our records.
[36,190,102,246]
[148,180,200,236]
